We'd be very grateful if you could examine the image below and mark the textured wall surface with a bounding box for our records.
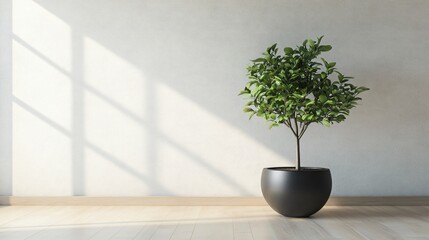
[2,0,429,196]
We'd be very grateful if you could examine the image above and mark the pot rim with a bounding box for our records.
[263,167,330,172]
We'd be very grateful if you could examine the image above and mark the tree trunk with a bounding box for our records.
[296,135,301,171]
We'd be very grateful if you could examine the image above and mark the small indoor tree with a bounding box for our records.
[239,36,369,171]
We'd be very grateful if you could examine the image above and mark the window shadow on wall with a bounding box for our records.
[24,0,429,197]
[12,32,252,194]
[30,0,293,158]
[27,0,297,195]
[10,0,298,196]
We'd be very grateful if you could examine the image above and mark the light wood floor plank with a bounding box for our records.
[310,217,367,240]
[0,206,426,240]
[150,224,178,240]
[191,222,233,240]
[366,206,429,238]
[110,225,144,240]
[1,206,75,228]
[281,217,331,240]
[0,228,41,240]
[233,219,253,240]
[250,217,290,240]
[0,206,47,227]
[89,226,122,240]
[134,225,159,240]
[170,223,195,240]
[26,226,101,240]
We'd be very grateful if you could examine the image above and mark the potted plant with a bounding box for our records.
[239,36,369,217]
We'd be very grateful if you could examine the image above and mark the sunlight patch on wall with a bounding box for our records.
[155,83,291,196]
[84,145,166,196]
[83,37,145,120]
[84,87,146,165]
[13,0,72,72]
[13,102,72,196]
[13,41,72,131]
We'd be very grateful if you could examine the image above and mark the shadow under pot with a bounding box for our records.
[261,167,332,218]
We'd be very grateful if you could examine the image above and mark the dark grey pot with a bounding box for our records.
[261,167,332,218]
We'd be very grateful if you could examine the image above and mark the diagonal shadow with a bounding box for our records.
[13,35,70,77]
[13,95,251,194]
[12,96,171,194]
[11,33,255,195]
[86,85,252,195]
[13,30,254,195]
[31,0,291,164]
[13,0,273,196]
[12,33,252,194]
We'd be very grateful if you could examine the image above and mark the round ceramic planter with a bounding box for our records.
[261,167,332,218]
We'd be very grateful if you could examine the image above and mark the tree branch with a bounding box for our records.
[285,119,298,136]
[298,123,310,139]
[293,115,299,137]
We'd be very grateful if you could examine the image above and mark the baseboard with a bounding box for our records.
[0,196,428,206]
[0,196,265,206]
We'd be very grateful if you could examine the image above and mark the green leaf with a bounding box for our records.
[321,58,329,68]
[337,73,344,82]
[302,114,310,120]
[251,58,266,63]
[319,94,328,103]
[308,39,315,47]
[246,80,258,87]
[238,88,250,96]
[249,112,256,120]
[284,47,294,55]
[302,39,308,46]
[269,123,279,129]
[268,43,277,52]
[357,87,370,93]
[306,101,315,106]
[245,101,253,106]
[328,62,336,68]
[322,119,331,127]
[243,108,254,113]
[319,45,332,52]
[336,115,346,121]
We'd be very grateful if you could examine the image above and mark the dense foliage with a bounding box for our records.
[240,36,369,139]
[239,37,369,169]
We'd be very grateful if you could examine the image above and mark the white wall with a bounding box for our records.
[0,0,12,196]
[1,0,429,196]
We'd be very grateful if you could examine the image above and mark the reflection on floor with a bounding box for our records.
[0,206,428,239]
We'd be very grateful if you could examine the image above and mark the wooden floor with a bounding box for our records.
[0,206,428,240]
